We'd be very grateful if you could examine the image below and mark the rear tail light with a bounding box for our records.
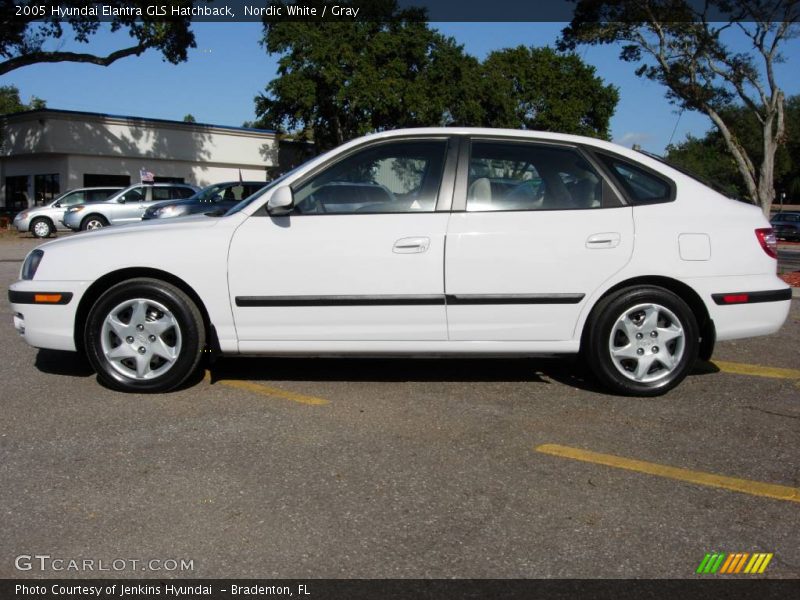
[755,228,777,259]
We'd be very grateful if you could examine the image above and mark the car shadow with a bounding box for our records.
[32,350,725,394]
[207,355,614,394]
[35,349,95,377]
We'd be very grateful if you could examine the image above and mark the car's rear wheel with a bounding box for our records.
[30,217,53,238]
[586,286,699,396]
[81,215,108,230]
[84,278,205,392]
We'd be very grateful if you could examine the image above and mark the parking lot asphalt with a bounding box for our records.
[1,232,798,579]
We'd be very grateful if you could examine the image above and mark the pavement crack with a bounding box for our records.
[745,406,800,420]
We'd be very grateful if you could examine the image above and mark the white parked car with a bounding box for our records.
[8,129,790,395]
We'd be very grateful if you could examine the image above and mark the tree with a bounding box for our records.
[254,1,617,151]
[183,114,196,123]
[0,84,46,114]
[560,0,800,216]
[480,46,618,139]
[1,1,198,76]
[668,95,800,202]
[254,0,479,152]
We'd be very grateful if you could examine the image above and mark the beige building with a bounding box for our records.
[0,109,278,210]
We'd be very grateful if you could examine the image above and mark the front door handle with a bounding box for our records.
[586,232,621,249]
[393,237,430,254]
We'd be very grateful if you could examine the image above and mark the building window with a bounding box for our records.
[5,176,29,210]
[33,174,60,206]
[84,174,131,188]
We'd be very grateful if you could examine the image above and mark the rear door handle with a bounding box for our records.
[393,237,430,254]
[586,232,621,249]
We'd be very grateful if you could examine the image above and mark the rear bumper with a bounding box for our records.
[688,274,792,341]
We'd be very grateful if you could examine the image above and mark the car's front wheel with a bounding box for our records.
[81,215,108,230]
[586,286,699,396]
[84,278,205,392]
[30,217,53,238]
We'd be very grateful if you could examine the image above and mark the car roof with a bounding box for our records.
[202,181,266,187]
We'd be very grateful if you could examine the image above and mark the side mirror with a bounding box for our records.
[117,197,127,203]
[53,202,61,208]
[266,186,294,216]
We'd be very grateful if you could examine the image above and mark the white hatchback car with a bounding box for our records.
[8,129,790,395]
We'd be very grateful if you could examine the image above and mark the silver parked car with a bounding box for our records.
[62,183,199,231]
[13,187,122,238]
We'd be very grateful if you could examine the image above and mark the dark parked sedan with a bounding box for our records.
[770,211,800,241]
[141,181,267,220]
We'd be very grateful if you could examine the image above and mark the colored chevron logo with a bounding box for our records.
[696,552,773,574]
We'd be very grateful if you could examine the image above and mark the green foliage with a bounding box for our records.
[480,46,618,139]
[667,96,800,200]
[183,114,197,123]
[254,1,618,151]
[0,85,46,115]
[0,1,197,76]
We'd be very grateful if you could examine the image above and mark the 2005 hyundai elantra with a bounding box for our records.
[8,129,791,395]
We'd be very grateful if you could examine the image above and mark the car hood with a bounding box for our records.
[36,214,225,251]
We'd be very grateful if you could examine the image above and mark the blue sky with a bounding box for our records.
[4,21,799,153]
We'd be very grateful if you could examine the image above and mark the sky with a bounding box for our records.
[4,21,800,154]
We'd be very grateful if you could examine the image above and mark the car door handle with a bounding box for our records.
[393,237,430,254]
[586,232,621,249]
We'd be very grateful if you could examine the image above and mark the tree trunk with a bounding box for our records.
[757,114,777,218]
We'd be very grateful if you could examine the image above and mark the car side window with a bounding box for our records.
[243,184,263,197]
[120,187,144,203]
[60,191,86,206]
[174,187,195,199]
[293,140,448,214]
[151,188,173,201]
[597,155,673,204]
[466,141,609,212]
[222,185,249,201]
[86,190,110,202]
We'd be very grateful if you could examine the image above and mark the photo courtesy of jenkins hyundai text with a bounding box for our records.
[9,128,790,396]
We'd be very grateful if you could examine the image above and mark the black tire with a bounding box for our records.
[81,214,108,231]
[84,278,205,393]
[30,217,53,238]
[585,286,699,397]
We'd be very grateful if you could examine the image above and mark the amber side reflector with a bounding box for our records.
[722,294,749,304]
[34,294,63,304]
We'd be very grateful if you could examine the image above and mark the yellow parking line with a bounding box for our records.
[714,360,800,380]
[204,371,329,406]
[534,444,800,504]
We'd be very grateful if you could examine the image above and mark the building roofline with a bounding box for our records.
[1,108,276,136]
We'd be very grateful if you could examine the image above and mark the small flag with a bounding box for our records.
[139,168,154,183]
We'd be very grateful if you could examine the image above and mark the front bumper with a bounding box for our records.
[12,214,30,232]
[8,279,91,351]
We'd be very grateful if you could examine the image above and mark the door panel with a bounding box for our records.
[445,139,634,341]
[228,213,449,341]
[445,208,633,340]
